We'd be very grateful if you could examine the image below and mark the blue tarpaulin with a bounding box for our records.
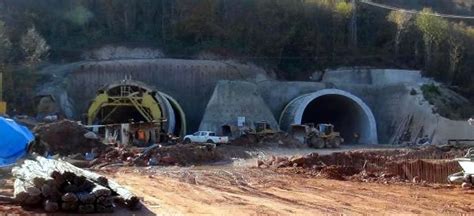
[0,117,34,166]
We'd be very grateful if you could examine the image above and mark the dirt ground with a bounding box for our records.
[1,145,473,215]
[101,166,474,215]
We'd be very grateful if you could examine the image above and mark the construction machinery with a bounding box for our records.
[290,123,343,148]
[86,79,186,137]
[241,121,277,143]
[448,148,474,186]
[0,72,6,115]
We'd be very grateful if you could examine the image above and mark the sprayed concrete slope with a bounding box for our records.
[199,81,279,133]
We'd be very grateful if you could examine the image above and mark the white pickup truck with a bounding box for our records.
[183,131,229,144]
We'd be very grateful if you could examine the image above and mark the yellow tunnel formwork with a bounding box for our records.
[86,80,186,137]
[87,93,163,125]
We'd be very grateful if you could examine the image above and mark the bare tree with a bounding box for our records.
[387,10,413,57]
[416,8,448,71]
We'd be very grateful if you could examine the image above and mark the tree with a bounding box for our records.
[0,20,11,99]
[387,10,412,57]
[447,24,465,84]
[20,26,50,66]
[331,1,353,58]
[0,20,11,63]
[415,8,448,72]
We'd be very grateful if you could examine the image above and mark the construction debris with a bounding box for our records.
[90,143,223,168]
[258,145,468,184]
[11,156,139,213]
[232,132,304,148]
[33,120,106,156]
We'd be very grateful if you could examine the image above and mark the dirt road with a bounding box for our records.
[101,166,474,215]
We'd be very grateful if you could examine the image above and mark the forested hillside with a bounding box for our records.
[1,0,474,112]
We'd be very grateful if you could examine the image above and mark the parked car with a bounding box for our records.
[183,131,229,144]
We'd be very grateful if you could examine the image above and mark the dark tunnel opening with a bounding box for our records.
[94,106,148,125]
[301,95,367,144]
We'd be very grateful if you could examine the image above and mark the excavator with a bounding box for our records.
[290,123,343,148]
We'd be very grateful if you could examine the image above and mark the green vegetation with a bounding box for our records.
[421,84,473,119]
[0,0,473,114]
[421,84,441,96]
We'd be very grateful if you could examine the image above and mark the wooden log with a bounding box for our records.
[92,184,112,197]
[43,199,59,212]
[77,179,95,192]
[63,171,77,183]
[73,175,86,186]
[0,195,15,204]
[24,195,42,206]
[13,179,31,203]
[41,180,62,202]
[35,156,139,208]
[12,159,56,206]
[76,192,96,204]
[63,184,80,193]
[107,180,140,209]
[62,192,78,203]
[78,204,95,213]
[61,202,78,211]
[13,179,42,205]
[15,156,140,210]
[95,204,114,213]
[51,171,66,186]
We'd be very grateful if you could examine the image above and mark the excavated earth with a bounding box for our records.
[33,120,107,155]
[1,144,473,215]
[258,144,470,184]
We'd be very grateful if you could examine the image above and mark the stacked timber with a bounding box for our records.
[12,156,139,213]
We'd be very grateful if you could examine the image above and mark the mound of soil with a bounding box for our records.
[259,145,469,184]
[33,120,106,156]
[317,166,359,181]
[92,143,224,167]
[150,144,223,165]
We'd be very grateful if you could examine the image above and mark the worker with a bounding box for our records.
[135,129,147,146]
[137,129,145,140]
[353,132,360,144]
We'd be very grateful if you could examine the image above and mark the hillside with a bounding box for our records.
[1,0,474,113]
[374,0,473,14]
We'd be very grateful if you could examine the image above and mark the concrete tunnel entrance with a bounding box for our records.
[86,80,186,137]
[280,89,378,144]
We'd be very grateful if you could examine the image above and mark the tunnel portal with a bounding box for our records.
[86,80,186,137]
[280,89,378,144]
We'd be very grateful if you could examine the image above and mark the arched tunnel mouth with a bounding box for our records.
[301,94,372,144]
[86,81,187,137]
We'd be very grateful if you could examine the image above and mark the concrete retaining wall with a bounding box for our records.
[39,59,270,132]
[199,81,278,133]
[322,68,424,85]
[37,60,474,144]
